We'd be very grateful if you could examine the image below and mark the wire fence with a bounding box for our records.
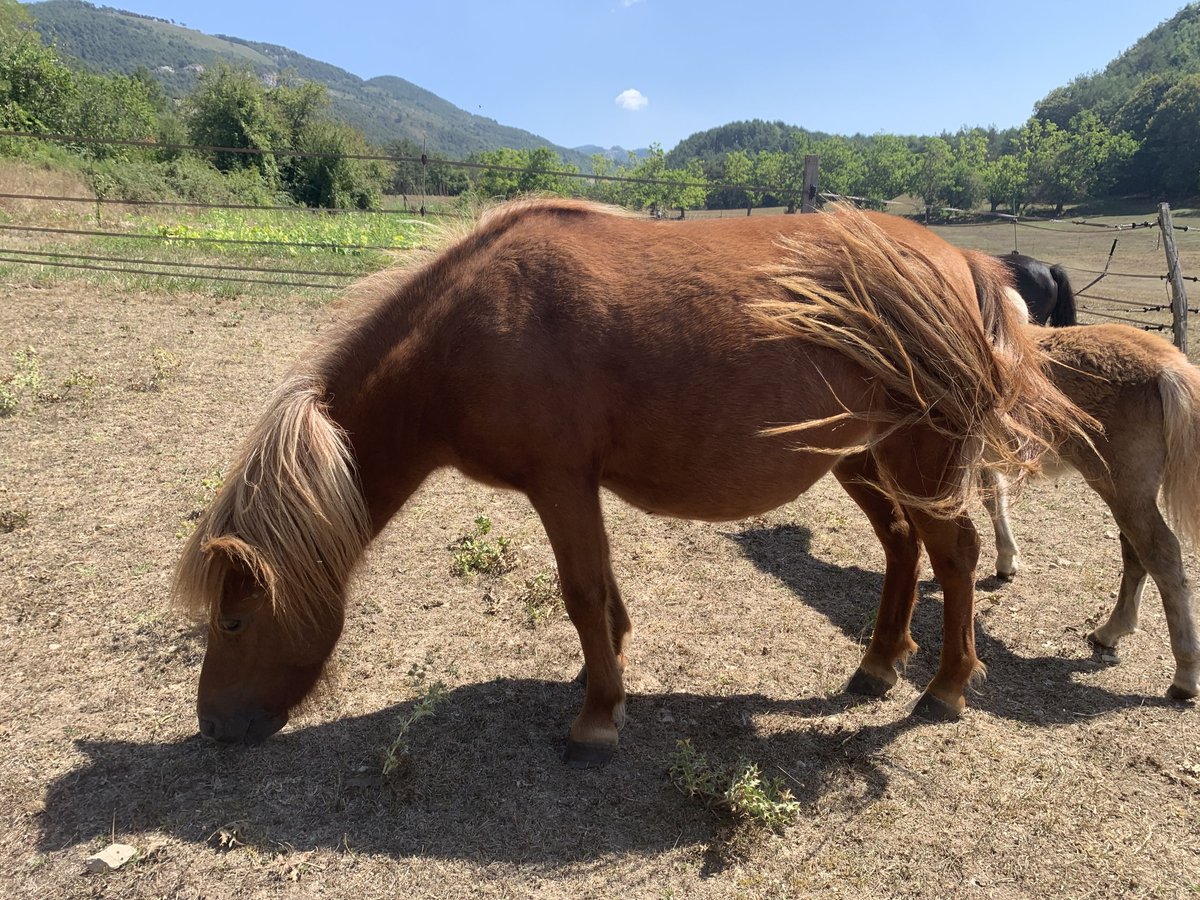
[0,131,1192,336]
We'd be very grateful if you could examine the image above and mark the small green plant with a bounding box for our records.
[176,467,225,539]
[448,515,517,576]
[668,739,801,832]
[517,570,563,626]
[381,664,446,780]
[0,347,42,414]
[133,348,181,393]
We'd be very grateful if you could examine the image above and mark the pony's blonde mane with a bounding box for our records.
[751,204,1094,516]
[173,373,372,631]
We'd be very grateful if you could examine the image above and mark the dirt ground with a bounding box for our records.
[2,272,1199,900]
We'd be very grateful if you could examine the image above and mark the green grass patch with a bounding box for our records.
[668,739,801,832]
[448,516,518,577]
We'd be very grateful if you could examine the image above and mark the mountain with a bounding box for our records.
[573,144,652,162]
[1034,3,1200,126]
[25,0,592,165]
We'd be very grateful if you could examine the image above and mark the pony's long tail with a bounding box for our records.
[1049,264,1078,326]
[751,205,1095,517]
[1158,355,1200,549]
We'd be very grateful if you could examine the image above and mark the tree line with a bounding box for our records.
[2,0,1197,217]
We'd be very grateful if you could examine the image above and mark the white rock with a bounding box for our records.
[85,843,137,874]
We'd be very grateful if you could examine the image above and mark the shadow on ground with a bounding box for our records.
[41,677,919,868]
[38,523,1183,869]
[729,523,1185,724]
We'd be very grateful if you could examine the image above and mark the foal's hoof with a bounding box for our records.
[910,692,962,722]
[563,739,616,768]
[995,569,1016,582]
[844,667,894,698]
[1166,683,1198,702]
[574,664,588,686]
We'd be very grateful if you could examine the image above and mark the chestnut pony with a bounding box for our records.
[175,199,1087,766]
[981,324,1200,700]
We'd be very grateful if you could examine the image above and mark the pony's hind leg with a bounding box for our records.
[907,507,984,720]
[529,481,628,766]
[1088,532,1148,651]
[1099,499,1199,700]
[981,468,1020,579]
[834,454,922,698]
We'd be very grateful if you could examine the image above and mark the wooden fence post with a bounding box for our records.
[1159,202,1189,358]
[801,155,819,213]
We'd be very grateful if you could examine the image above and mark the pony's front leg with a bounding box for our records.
[909,508,984,720]
[980,468,1020,579]
[834,454,921,697]
[530,483,628,767]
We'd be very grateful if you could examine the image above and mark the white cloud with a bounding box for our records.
[615,89,648,111]
[619,0,646,6]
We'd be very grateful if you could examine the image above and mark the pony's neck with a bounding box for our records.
[317,276,448,537]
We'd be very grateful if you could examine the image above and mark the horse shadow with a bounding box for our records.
[728,523,1184,724]
[40,677,923,869]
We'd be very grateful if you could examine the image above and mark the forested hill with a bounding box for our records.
[25,0,589,163]
[665,120,834,169]
[1034,3,1200,125]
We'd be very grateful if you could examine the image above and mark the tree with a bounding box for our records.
[0,34,75,134]
[1141,74,1200,199]
[288,119,388,209]
[1020,113,1137,214]
[860,134,916,203]
[468,147,569,200]
[983,154,1028,213]
[944,130,989,212]
[909,137,954,220]
[722,149,759,213]
[812,136,865,198]
[625,144,708,216]
[67,72,158,159]
[183,64,284,184]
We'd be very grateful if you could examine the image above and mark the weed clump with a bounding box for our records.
[668,739,801,832]
[0,347,42,415]
[448,515,517,576]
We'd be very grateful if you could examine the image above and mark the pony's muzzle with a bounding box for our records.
[199,707,288,745]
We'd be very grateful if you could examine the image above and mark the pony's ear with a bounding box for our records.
[201,535,277,599]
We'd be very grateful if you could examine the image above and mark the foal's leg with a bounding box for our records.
[980,468,1020,579]
[529,482,628,766]
[834,454,921,697]
[1094,493,1200,699]
[1087,531,1148,650]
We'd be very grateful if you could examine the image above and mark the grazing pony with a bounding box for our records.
[981,324,1200,700]
[174,199,1090,766]
[997,252,1078,326]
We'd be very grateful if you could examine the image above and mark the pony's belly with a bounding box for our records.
[602,446,844,522]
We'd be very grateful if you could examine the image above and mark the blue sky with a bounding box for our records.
[59,0,1191,150]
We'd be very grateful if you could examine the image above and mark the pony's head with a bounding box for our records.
[174,376,371,744]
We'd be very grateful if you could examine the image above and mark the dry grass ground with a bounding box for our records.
[1,222,1199,898]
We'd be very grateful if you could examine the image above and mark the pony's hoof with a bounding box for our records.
[995,569,1016,582]
[844,667,893,698]
[910,692,962,722]
[1085,631,1116,652]
[563,738,616,768]
[574,664,588,685]
[1166,683,1198,702]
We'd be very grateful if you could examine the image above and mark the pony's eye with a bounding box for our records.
[218,618,244,635]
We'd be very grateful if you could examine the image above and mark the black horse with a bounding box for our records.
[996,252,1078,326]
